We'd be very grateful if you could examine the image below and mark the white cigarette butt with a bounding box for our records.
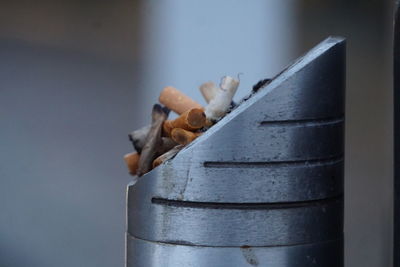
[205,76,239,120]
[199,81,219,103]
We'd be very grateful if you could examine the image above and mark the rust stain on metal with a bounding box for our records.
[240,246,259,266]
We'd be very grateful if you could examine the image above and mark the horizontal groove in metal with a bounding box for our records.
[259,116,344,127]
[203,155,343,168]
[151,194,343,210]
[128,196,343,246]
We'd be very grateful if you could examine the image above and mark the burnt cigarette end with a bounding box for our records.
[161,106,171,116]
[129,125,151,153]
[252,78,271,92]
[137,104,169,176]
[152,104,170,117]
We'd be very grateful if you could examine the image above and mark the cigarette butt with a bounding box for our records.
[171,128,201,145]
[129,125,151,153]
[159,86,203,115]
[204,119,214,127]
[137,104,169,176]
[199,81,218,103]
[163,108,206,136]
[124,152,140,175]
[205,76,239,121]
[158,137,178,155]
[130,123,177,153]
[153,145,184,168]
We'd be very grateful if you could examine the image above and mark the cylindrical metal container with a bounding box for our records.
[126,37,345,267]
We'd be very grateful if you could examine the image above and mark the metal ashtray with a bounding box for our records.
[126,37,345,267]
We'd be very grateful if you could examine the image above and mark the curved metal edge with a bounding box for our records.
[126,233,343,267]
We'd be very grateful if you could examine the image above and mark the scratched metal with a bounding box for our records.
[128,194,342,246]
[128,153,344,203]
[127,234,343,267]
[127,37,345,265]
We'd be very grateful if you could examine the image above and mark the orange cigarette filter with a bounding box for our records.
[163,108,206,136]
[171,128,202,145]
[152,156,164,169]
[159,86,203,115]
[124,152,140,175]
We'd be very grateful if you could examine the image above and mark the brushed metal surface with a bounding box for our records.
[127,234,343,267]
[128,193,342,246]
[128,156,343,203]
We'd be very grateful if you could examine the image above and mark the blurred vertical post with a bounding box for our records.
[295,1,393,266]
[394,1,400,266]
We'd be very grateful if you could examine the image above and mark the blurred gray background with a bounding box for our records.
[0,0,393,266]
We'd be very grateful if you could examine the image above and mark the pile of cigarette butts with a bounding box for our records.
[124,75,255,177]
